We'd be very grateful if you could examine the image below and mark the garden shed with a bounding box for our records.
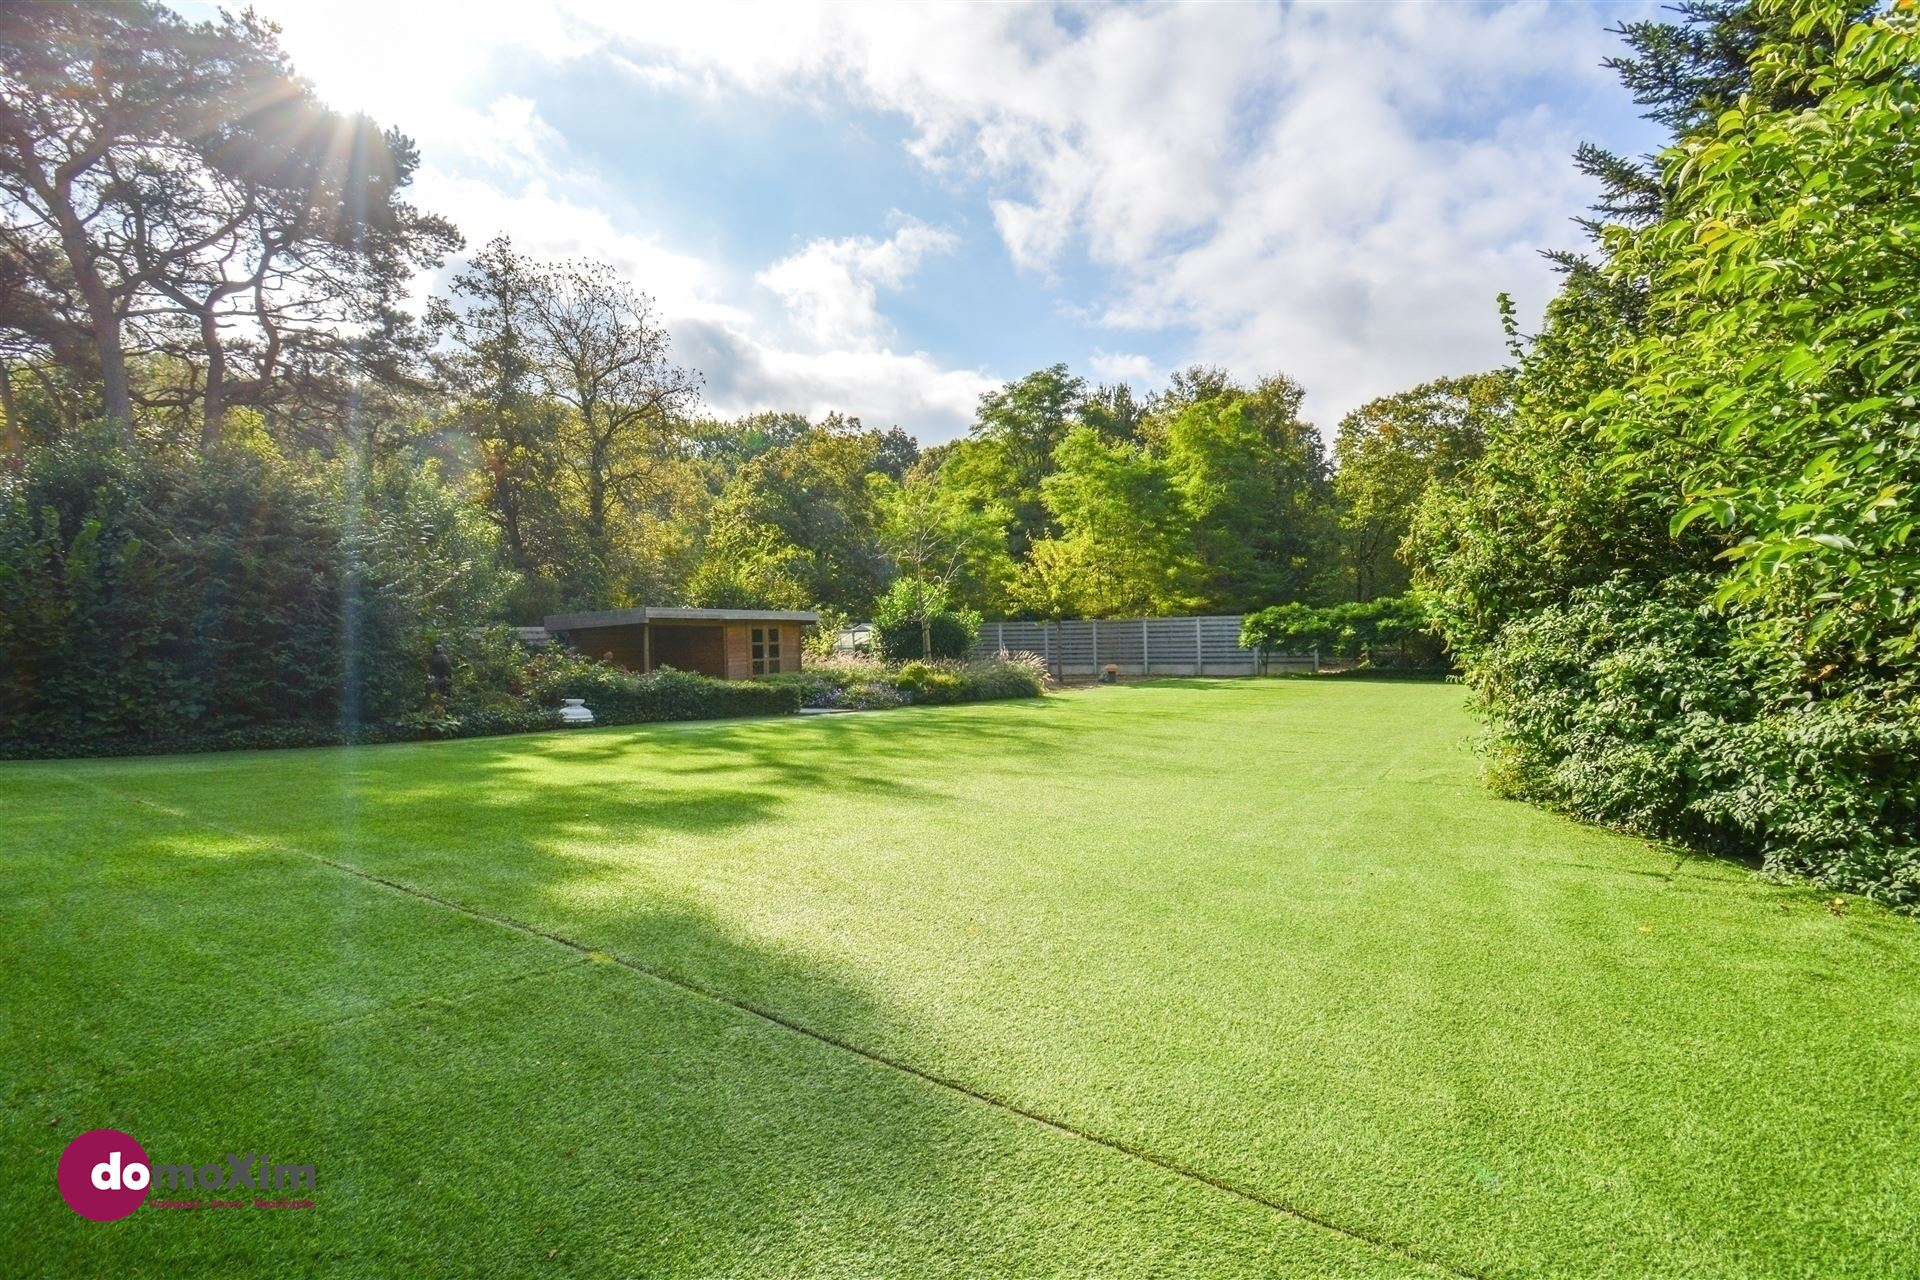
[542,607,816,680]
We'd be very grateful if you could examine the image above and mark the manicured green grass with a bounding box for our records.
[4,680,1916,1277]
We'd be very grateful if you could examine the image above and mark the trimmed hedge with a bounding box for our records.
[764,653,1046,710]
[0,707,564,761]
[1,651,803,760]
[1473,577,1920,907]
[525,653,801,723]
[1240,595,1447,669]
[0,429,513,748]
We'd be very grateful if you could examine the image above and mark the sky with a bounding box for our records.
[198,0,1665,443]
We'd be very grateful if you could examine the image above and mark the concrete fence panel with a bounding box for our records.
[974,615,1312,677]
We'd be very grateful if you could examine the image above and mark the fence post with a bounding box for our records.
[1193,616,1204,675]
[1141,618,1150,675]
[1091,619,1099,673]
[1312,645,1320,675]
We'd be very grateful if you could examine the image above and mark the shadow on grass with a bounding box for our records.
[4,808,1312,1278]
[395,695,1071,803]
[1263,670,1459,685]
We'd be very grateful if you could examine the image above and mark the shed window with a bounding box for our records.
[751,626,782,675]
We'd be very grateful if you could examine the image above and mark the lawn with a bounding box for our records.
[4,679,1916,1277]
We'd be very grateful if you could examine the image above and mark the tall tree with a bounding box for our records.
[430,237,557,583]
[1565,0,1871,232]
[950,363,1086,559]
[689,419,893,615]
[0,3,455,437]
[1079,381,1145,443]
[873,466,1010,657]
[1160,373,1335,609]
[524,255,701,560]
[1012,426,1201,619]
[1331,372,1508,601]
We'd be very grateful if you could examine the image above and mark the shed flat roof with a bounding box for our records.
[644,607,819,624]
[543,606,818,631]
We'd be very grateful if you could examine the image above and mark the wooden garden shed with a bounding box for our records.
[541,607,816,680]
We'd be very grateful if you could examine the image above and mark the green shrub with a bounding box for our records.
[874,611,977,662]
[1240,595,1445,668]
[952,652,1048,701]
[443,624,536,712]
[1475,578,1920,906]
[896,655,1045,705]
[1404,10,1920,906]
[763,655,904,710]
[894,660,965,704]
[871,578,979,661]
[0,429,511,750]
[526,650,801,723]
[764,653,1043,710]
[802,606,852,662]
[0,706,563,760]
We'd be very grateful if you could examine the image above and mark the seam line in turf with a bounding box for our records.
[9,959,588,1107]
[52,771,1485,1280]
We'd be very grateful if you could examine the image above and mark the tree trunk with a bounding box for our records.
[578,393,609,549]
[587,468,606,547]
[921,614,933,662]
[200,308,225,448]
[498,478,530,571]
[46,186,132,427]
[0,358,19,464]
[88,291,132,426]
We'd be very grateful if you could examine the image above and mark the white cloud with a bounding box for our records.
[244,0,1660,435]
[756,220,958,350]
[680,317,996,435]
[457,96,567,178]
[409,170,734,324]
[246,0,594,144]
[562,0,1651,425]
[1089,350,1158,388]
[424,173,992,434]
[241,0,997,437]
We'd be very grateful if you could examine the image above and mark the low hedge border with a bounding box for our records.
[0,667,804,761]
[0,707,566,761]
[0,654,1041,761]
[762,653,1048,710]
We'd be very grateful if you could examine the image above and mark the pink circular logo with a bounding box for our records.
[57,1129,151,1222]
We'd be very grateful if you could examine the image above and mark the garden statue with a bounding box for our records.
[427,642,454,702]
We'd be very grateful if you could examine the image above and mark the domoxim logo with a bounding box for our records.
[56,1130,316,1220]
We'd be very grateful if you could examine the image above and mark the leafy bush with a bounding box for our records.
[1474,578,1920,906]
[763,652,1044,710]
[1240,595,1445,668]
[0,706,563,761]
[762,654,905,710]
[894,660,966,704]
[0,430,517,751]
[802,605,852,662]
[871,578,979,661]
[443,624,537,712]
[951,651,1049,701]
[896,654,1046,705]
[1406,7,1920,906]
[875,613,975,662]
[525,650,800,723]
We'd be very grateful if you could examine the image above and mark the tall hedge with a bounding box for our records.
[0,430,509,752]
[1407,3,1920,905]
[1239,595,1443,667]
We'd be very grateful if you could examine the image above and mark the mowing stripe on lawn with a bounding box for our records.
[14,956,591,1103]
[50,768,1484,1280]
